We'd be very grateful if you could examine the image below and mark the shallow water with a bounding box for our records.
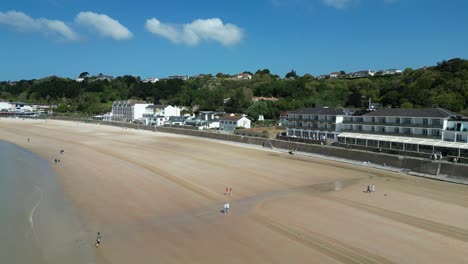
[0,141,94,263]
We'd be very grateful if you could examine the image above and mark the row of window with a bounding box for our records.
[220,120,237,125]
[345,117,441,125]
[288,115,336,121]
[346,125,441,136]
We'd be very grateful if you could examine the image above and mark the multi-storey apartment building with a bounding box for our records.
[340,108,460,139]
[286,107,354,141]
[337,108,468,159]
[111,100,150,121]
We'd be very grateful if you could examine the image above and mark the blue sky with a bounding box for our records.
[0,0,467,81]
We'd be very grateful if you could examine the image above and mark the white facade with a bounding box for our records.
[219,115,251,132]
[0,102,13,111]
[112,100,150,121]
[142,78,159,83]
[235,73,252,80]
[444,119,468,143]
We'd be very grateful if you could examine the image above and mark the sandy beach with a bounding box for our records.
[1,118,468,264]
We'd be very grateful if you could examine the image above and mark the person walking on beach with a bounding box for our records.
[366,185,371,193]
[371,184,375,193]
[225,187,229,195]
[223,203,227,214]
[96,232,102,247]
[229,187,232,196]
[226,203,230,214]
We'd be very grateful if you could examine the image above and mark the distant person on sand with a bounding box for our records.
[223,203,227,214]
[366,185,371,193]
[96,232,102,247]
[27,138,30,142]
[371,184,375,193]
[226,203,230,214]
[229,187,232,195]
[225,187,229,195]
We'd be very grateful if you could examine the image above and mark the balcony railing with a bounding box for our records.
[341,121,443,128]
[340,129,441,139]
[287,126,335,132]
[287,118,336,123]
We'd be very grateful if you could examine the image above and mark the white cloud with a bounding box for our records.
[75,11,132,40]
[145,18,243,47]
[0,10,78,40]
[322,0,353,9]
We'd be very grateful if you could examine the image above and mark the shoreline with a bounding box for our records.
[2,118,468,263]
[0,140,94,264]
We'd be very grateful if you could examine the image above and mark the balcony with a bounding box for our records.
[341,121,443,128]
[287,118,336,123]
[340,129,441,139]
[287,126,335,132]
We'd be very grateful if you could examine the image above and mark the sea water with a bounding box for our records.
[0,141,94,263]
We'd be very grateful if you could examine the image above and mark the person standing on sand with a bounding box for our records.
[223,203,227,214]
[96,232,102,247]
[229,187,232,195]
[225,187,229,195]
[226,203,230,214]
[366,185,371,193]
[371,184,375,193]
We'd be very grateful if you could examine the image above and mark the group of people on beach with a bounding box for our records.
[365,184,376,193]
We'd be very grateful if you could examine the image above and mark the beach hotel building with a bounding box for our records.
[286,107,354,141]
[111,100,150,122]
[337,108,468,159]
[284,107,468,161]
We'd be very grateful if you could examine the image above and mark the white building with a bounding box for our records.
[142,77,159,83]
[219,115,251,132]
[141,105,181,126]
[150,105,181,117]
[112,100,150,121]
[0,102,13,111]
[168,75,189,80]
[338,108,468,159]
[286,107,354,141]
[235,73,252,80]
[12,102,33,113]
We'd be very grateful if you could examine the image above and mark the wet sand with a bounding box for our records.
[1,118,468,263]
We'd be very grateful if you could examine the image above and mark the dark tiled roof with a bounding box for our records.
[288,107,353,116]
[363,108,462,118]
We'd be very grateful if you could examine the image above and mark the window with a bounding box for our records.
[403,118,411,124]
[379,126,385,132]
[379,117,386,123]
[432,119,441,125]
[371,117,376,123]
[404,128,411,134]
[395,118,400,124]
[432,129,440,136]
[422,129,428,135]
[456,134,463,141]
[423,118,428,125]
[395,127,400,133]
